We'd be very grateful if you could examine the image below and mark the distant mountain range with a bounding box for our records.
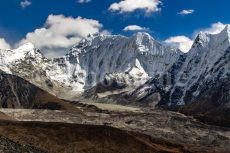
[0,32,182,100]
[0,25,229,126]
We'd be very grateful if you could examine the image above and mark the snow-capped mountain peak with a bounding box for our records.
[131,26,230,107]
[0,42,38,73]
[15,42,35,52]
[214,25,230,44]
[133,32,153,42]
[0,32,182,100]
[220,24,230,36]
[192,25,230,50]
[192,32,209,48]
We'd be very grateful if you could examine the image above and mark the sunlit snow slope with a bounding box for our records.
[0,32,181,100]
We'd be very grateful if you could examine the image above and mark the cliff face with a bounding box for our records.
[0,70,79,111]
[180,78,230,127]
[0,70,37,108]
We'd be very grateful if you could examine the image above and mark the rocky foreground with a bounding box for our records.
[0,102,229,153]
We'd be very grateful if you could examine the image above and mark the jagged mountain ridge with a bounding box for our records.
[52,33,181,93]
[0,27,229,110]
[130,25,230,108]
[0,32,182,100]
[0,43,61,96]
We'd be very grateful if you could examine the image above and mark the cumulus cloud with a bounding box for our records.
[164,22,229,53]
[77,0,91,3]
[123,25,147,31]
[178,9,194,15]
[19,15,104,57]
[0,38,11,50]
[164,36,193,53]
[109,0,162,13]
[199,22,226,35]
[20,0,32,9]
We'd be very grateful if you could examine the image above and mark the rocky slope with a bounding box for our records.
[0,120,191,153]
[179,78,230,127]
[0,135,46,153]
[1,106,230,153]
[0,70,80,111]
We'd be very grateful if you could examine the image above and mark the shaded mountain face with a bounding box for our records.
[0,70,80,111]
[0,33,181,100]
[179,78,230,127]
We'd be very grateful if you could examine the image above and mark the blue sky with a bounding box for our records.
[0,0,229,56]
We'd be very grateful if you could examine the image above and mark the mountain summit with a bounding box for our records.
[132,26,229,103]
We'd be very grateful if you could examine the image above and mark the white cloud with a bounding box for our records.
[109,0,162,13]
[77,0,91,3]
[123,25,147,31]
[164,36,193,53]
[178,9,194,15]
[0,38,11,50]
[19,14,104,57]
[101,30,111,35]
[20,0,32,9]
[199,22,226,35]
[164,22,229,53]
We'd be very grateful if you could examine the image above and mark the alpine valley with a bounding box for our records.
[0,25,229,153]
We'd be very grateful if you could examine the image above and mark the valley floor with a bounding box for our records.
[0,102,229,153]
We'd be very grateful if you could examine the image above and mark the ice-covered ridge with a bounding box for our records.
[171,25,230,104]
[131,25,230,106]
[0,43,36,73]
[50,32,182,94]
[0,32,183,99]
